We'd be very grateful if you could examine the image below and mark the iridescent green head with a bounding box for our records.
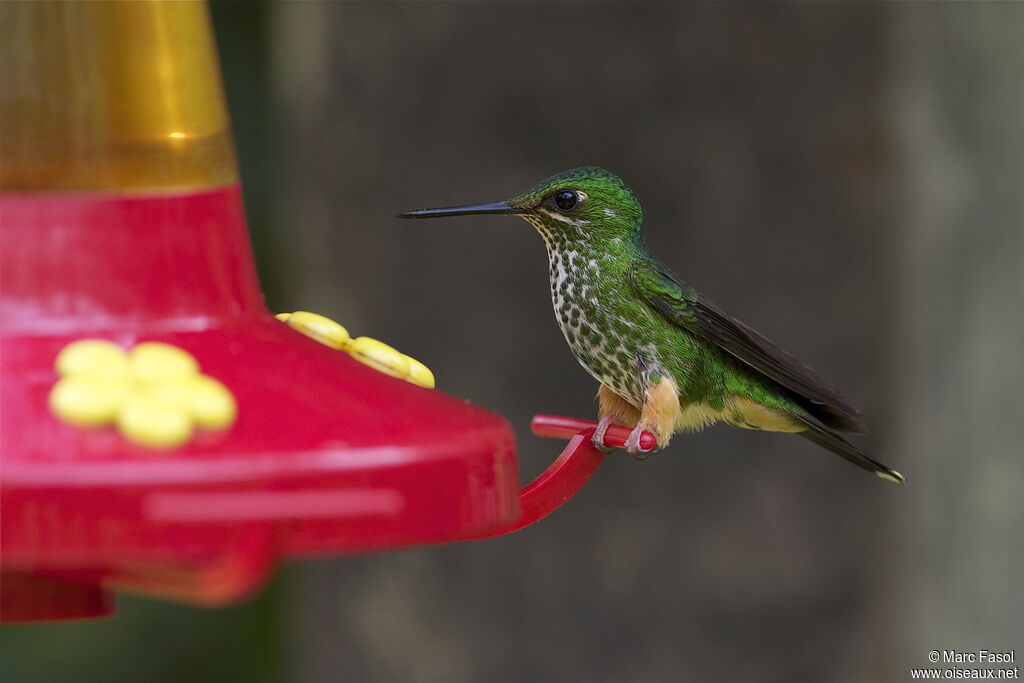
[399,166,644,248]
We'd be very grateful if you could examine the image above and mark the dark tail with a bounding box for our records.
[795,416,905,484]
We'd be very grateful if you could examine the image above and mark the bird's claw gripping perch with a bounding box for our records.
[590,415,658,458]
[536,415,658,454]
[624,423,657,459]
[591,415,617,454]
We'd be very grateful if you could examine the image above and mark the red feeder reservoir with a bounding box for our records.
[0,1,654,622]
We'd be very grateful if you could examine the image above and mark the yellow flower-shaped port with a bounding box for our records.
[278,311,435,389]
[49,340,237,449]
[276,311,350,350]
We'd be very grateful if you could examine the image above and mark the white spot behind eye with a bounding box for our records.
[603,208,617,217]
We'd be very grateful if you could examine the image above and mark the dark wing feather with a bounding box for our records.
[628,257,866,433]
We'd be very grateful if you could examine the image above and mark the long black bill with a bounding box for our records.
[397,201,516,219]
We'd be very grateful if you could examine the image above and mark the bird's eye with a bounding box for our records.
[554,190,579,212]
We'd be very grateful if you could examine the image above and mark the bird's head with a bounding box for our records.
[399,166,643,251]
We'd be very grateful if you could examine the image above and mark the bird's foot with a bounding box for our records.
[591,415,617,454]
[625,423,657,460]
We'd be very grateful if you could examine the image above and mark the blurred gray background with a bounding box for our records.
[3,2,1021,682]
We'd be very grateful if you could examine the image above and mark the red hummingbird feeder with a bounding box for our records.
[0,1,655,623]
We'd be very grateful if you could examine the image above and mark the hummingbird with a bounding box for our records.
[399,167,904,484]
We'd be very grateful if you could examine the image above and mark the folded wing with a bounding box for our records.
[629,257,865,433]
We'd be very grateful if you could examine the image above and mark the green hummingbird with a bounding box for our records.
[399,167,904,484]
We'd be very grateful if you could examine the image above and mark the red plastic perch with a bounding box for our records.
[465,415,657,540]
